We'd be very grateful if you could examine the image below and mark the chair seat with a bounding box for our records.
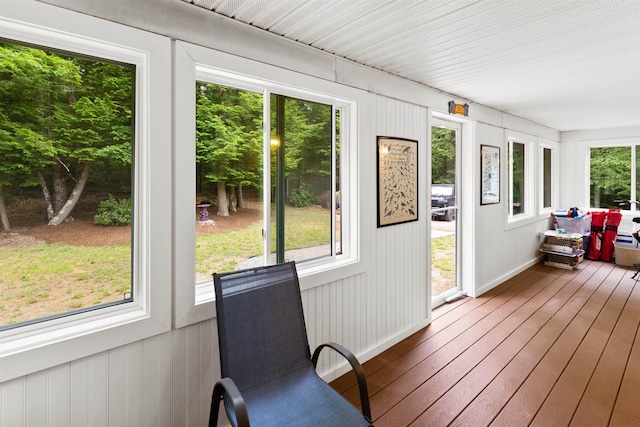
[238,366,371,427]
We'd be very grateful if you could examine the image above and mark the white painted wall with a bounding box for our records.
[0,0,582,425]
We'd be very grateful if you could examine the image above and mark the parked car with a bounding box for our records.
[432,184,456,221]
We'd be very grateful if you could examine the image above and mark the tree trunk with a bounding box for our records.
[229,187,237,213]
[49,163,91,226]
[0,186,11,232]
[237,185,244,209]
[216,181,229,217]
[52,162,68,214]
[37,171,55,221]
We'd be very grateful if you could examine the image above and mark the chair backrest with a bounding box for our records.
[213,262,312,391]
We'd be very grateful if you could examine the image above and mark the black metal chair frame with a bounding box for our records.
[209,262,372,427]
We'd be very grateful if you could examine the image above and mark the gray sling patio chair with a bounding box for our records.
[209,262,373,427]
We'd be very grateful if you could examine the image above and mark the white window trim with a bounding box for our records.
[173,41,364,329]
[506,130,537,228]
[538,139,560,217]
[0,4,172,382]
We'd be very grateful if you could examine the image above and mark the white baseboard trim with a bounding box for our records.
[475,256,543,297]
[319,318,432,382]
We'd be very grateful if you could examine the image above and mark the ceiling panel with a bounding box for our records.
[184,0,640,132]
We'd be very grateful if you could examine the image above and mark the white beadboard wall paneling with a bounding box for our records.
[185,323,203,425]
[475,121,506,287]
[1,377,25,426]
[170,327,187,426]
[141,333,173,427]
[49,365,71,425]
[372,94,430,344]
[75,352,109,427]
[26,371,48,426]
[197,320,217,427]
[69,359,90,427]
[108,343,143,426]
[170,321,220,427]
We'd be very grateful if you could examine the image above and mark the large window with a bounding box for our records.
[510,141,526,215]
[0,41,135,330]
[542,147,553,209]
[174,41,359,328]
[539,143,558,214]
[507,135,535,222]
[590,146,633,209]
[193,84,341,282]
[0,9,171,382]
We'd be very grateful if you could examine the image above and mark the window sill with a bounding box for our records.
[0,303,170,382]
[193,258,364,316]
[505,212,538,230]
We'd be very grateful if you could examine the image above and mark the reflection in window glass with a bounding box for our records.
[590,146,631,208]
[0,42,134,329]
[194,83,340,282]
[543,147,552,209]
[510,141,526,215]
[271,94,333,264]
[194,82,264,283]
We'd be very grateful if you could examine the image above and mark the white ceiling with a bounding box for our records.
[183,0,640,132]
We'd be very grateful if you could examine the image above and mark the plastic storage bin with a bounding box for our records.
[555,215,592,235]
[540,230,585,270]
[614,241,640,267]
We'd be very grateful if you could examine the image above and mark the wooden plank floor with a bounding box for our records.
[331,260,640,426]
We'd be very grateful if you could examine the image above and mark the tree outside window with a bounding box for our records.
[0,42,134,328]
[590,146,631,209]
[193,82,340,283]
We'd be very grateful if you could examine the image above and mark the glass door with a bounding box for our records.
[431,120,461,306]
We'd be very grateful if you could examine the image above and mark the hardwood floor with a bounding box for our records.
[332,260,640,426]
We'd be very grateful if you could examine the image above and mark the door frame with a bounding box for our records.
[429,110,476,309]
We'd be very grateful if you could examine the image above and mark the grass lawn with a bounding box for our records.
[2,205,454,326]
[1,243,131,325]
[431,234,456,296]
[1,205,333,326]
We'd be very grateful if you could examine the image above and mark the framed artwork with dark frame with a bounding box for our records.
[480,144,500,205]
[377,136,418,227]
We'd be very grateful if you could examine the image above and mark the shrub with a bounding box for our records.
[94,195,131,226]
[289,184,316,208]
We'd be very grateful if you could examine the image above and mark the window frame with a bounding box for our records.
[0,7,172,382]
[506,131,536,226]
[587,141,636,211]
[538,139,559,216]
[174,41,363,329]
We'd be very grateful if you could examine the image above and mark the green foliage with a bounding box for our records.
[590,146,631,208]
[0,42,133,223]
[289,184,316,207]
[93,195,131,226]
[195,83,262,189]
[431,127,456,184]
[195,84,336,200]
